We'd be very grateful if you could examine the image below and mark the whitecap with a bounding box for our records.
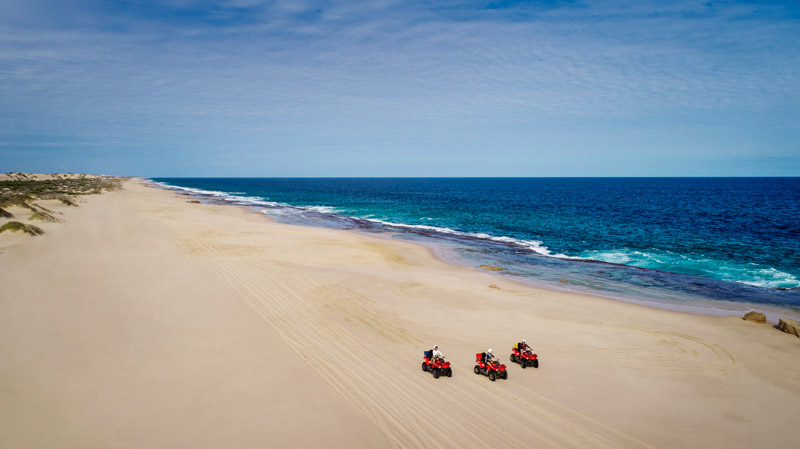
[580,248,800,289]
[360,218,566,257]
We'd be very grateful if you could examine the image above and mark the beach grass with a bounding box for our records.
[0,175,123,236]
[29,211,60,222]
[0,221,44,236]
[0,177,122,198]
[55,195,79,206]
[0,176,122,214]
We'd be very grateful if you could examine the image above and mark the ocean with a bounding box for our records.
[150,177,800,316]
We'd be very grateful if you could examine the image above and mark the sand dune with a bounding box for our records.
[1,179,798,448]
[0,172,110,181]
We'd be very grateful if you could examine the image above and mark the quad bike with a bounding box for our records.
[474,353,508,381]
[510,343,539,369]
[422,350,452,379]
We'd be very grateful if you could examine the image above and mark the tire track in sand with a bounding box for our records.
[176,223,660,449]
[565,319,736,373]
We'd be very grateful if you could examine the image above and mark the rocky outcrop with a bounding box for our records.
[778,318,800,338]
[743,311,766,323]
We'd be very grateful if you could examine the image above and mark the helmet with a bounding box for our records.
[433,345,438,349]
[522,339,526,343]
[488,348,493,353]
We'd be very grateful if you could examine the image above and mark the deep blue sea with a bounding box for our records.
[151,178,800,315]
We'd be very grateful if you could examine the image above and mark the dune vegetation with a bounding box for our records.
[0,174,123,236]
[28,211,60,222]
[0,221,44,236]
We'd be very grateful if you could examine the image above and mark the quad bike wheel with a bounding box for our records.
[447,368,452,377]
[422,362,428,372]
[433,368,440,379]
[521,360,527,369]
[502,371,508,380]
[489,371,496,382]
[533,359,539,368]
[474,365,480,375]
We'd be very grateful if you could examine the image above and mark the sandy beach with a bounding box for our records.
[1,178,799,449]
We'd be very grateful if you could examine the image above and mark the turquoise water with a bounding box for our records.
[151,178,800,313]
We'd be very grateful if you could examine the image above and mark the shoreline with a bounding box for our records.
[145,178,800,324]
[425,236,800,323]
[2,177,799,449]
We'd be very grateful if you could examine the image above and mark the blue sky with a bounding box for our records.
[0,0,798,176]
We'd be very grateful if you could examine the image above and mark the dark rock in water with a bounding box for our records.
[480,264,504,271]
[778,318,800,338]
[743,311,766,323]
[187,200,201,204]
[559,278,568,283]
[465,248,501,254]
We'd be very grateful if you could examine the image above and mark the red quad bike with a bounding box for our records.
[474,353,508,381]
[422,350,452,379]
[510,343,539,369]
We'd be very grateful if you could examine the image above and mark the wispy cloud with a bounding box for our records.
[0,0,798,175]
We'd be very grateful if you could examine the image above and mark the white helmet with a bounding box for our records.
[434,345,438,349]
[522,339,526,343]
[488,348,493,353]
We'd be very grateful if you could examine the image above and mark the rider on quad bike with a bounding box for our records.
[474,348,508,381]
[510,339,539,369]
[432,345,444,362]
[422,345,452,378]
